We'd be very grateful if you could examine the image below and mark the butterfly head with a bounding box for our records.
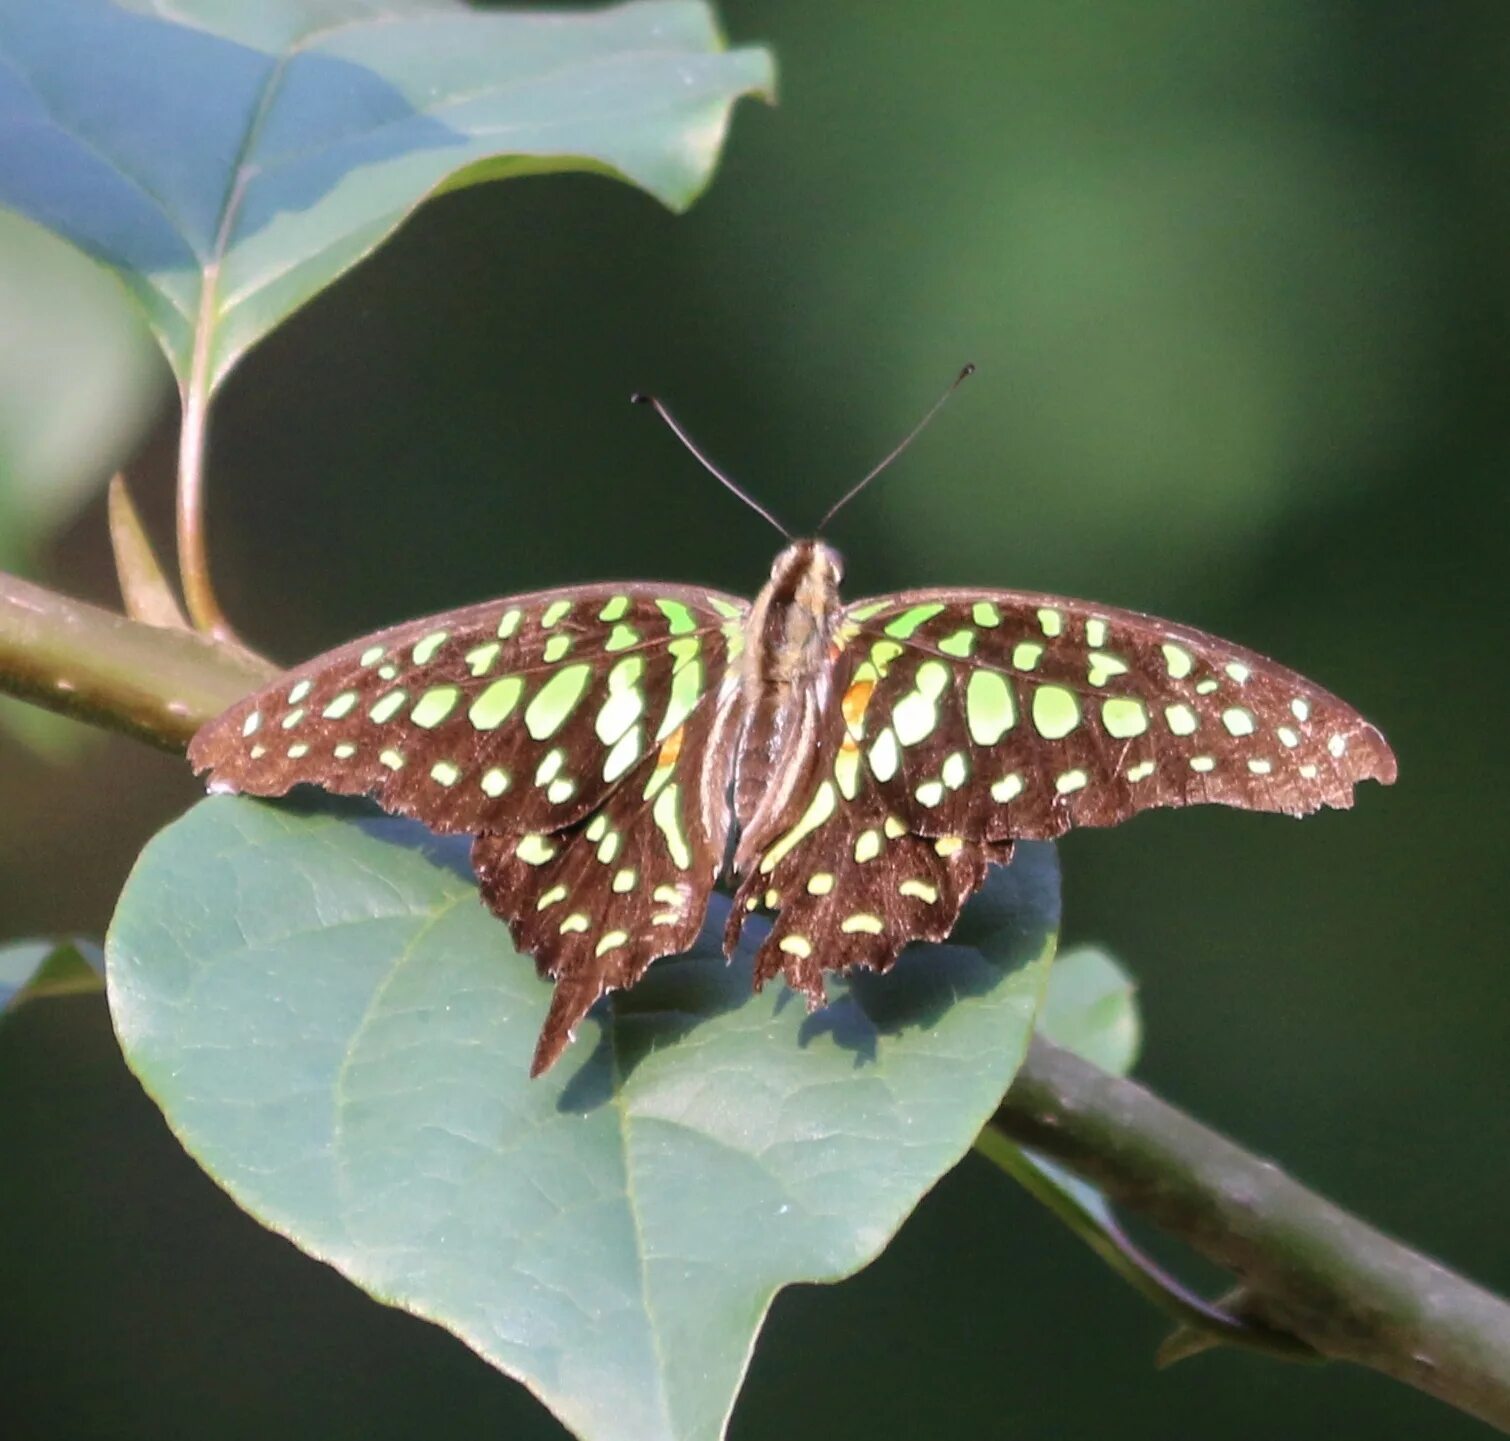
[768,538,845,609]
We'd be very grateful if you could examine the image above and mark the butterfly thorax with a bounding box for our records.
[731,539,846,874]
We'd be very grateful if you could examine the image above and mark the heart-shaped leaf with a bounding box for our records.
[0,0,773,392]
[106,798,1058,1441]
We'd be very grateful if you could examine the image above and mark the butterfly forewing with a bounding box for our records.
[190,584,748,837]
[837,588,1397,841]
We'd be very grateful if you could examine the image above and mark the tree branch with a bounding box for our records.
[0,571,274,751]
[3,574,1508,1430]
[994,1038,1510,1431]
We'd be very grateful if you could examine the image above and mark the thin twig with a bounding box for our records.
[176,352,232,641]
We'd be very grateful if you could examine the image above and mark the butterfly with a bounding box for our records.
[189,373,1397,1075]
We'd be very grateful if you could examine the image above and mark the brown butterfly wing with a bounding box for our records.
[189,585,745,837]
[839,588,1397,842]
[190,584,749,1074]
[727,587,1395,1001]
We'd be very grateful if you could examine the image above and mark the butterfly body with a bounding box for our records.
[732,539,845,871]
[191,538,1396,1076]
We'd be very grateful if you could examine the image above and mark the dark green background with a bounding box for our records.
[3,1,1506,1437]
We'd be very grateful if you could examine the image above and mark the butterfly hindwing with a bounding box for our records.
[723,641,1010,1001]
[839,588,1398,841]
[475,652,743,1075]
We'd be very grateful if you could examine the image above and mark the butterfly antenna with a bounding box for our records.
[816,363,976,532]
[631,392,792,540]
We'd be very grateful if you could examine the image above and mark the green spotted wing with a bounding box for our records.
[188,584,748,1074]
[727,586,1396,1000]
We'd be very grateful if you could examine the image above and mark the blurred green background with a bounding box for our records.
[2,1,1506,1437]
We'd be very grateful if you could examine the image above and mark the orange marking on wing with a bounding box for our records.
[655,724,685,770]
[841,678,875,733]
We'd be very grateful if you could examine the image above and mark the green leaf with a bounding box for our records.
[0,936,105,1019]
[986,943,1141,1227]
[106,798,1059,1441]
[0,208,165,756]
[0,0,774,392]
[1033,943,1141,1075]
[0,209,164,574]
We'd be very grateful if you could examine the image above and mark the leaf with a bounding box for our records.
[0,936,105,1020]
[983,944,1142,1231]
[0,208,165,756]
[106,798,1059,1441]
[0,209,164,573]
[1034,943,1141,1075]
[0,0,774,394]
[1021,948,1140,1221]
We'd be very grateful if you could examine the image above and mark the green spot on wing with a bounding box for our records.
[884,603,944,639]
[652,782,692,867]
[1032,685,1080,739]
[656,599,698,635]
[605,624,639,653]
[966,670,1016,745]
[369,692,407,724]
[411,630,448,665]
[1101,697,1148,739]
[603,726,642,782]
[465,642,500,677]
[468,677,523,731]
[410,686,459,729]
[524,664,592,741]
[938,629,975,658]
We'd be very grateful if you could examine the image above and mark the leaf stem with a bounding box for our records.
[972,1124,1316,1363]
[176,322,232,641]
